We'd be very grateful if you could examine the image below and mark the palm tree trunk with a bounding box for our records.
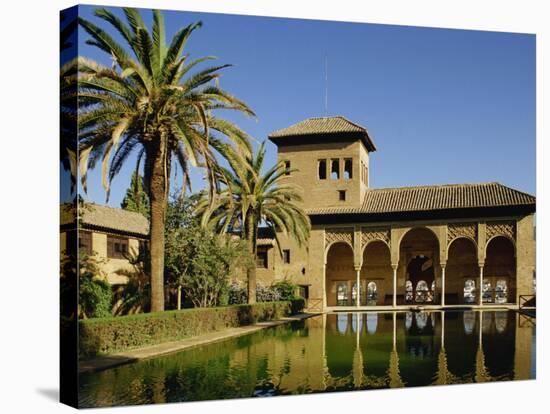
[247,265,257,304]
[245,213,257,304]
[148,139,169,312]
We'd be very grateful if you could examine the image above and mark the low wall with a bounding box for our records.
[79,299,305,359]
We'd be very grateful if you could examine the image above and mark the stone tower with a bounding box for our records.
[268,116,376,210]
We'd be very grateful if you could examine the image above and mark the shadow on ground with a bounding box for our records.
[36,388,59,402]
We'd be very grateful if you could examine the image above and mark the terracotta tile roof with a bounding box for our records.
[268,116,376,151]
[306,182,536,215]
[61,203,149,236]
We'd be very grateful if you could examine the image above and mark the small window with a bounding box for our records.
[344,159,353,180]
[284,160,291,176]
[283,249,291,264]
[107,235,129,259]
[78,231,92,256]
[331,159,340,179]
[318,159,327,180]
[256,247,268,268]
[338,190,346,201]
[139,240,149,255]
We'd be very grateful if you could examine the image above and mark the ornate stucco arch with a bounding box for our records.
[324,228,354,263]
[484,221,516,257]
[361,227,391,255]
[447,223,477,250]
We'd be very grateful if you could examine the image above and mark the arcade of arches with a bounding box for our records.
[324,222,524,308]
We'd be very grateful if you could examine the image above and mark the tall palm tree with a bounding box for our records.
[77,8,254,311]
[197,142,311,303]
[60,11,79,195]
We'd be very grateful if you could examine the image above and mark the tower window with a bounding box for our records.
[344,159,353,180]
[283,249,291,264]
[331,159,340,179]
[338,190,346,201]
[284,160,291,175]
[318,159,327,180]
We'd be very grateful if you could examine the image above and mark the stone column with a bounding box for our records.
[441,311,445,348]
[393,311,397,348]
[478,263,484,306]
[355,267,361,308]
[322,263,327,309]
[440,264,446,307]
[392,264,398,308]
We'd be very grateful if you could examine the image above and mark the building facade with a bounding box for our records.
[60,203,149,287]
[260,116,536,311]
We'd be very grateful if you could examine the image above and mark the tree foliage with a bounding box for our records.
[79,254,113,318]
[164,196,253,308]
[121,171,150,218]
[75,7,255,311]
[197,142,311,303]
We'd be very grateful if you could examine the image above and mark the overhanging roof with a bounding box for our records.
[268,116,376,152]
[61,203,149,236]
[307,182,536,216]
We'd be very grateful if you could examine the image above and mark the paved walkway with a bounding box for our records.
[79,313,318,374]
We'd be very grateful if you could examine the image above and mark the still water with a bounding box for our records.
[79,310,535,408]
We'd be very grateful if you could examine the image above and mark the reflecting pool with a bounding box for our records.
[78,310,536,408]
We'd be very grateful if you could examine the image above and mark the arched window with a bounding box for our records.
[495,311,508,333]
[416,312,428,330]
[367,281,378,305]
[366,312,378,334]
[482,280,492,303]
[337,313,348,334]
[405,280,413,302]
[351,282,358,306]
[405,312,413,331]
[495,280,508,304]
[415,280,429,302]
[463,311,475,334]
[464,279,476,303]
[336,282,348,306]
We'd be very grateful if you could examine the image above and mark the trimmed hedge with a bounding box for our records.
[79,299,305,359]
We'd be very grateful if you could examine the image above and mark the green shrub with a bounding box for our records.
[80,276,113,319]
[272,280,298,300]
[79,300,304,359]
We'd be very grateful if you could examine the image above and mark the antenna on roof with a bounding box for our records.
[324,54,328,117]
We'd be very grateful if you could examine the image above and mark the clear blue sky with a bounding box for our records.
[70,5,536,206]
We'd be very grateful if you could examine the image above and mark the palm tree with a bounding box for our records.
[197,142,311,303]
[60,11,79,195]
[77,8,254,311]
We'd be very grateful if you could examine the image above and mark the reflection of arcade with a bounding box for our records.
[322,310,532,390]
